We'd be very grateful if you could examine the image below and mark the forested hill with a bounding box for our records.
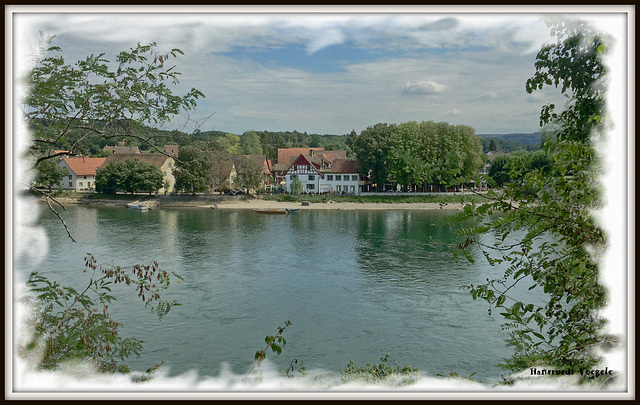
[477,132,542,152]
[44,122,540,159]
[478,132,541,145]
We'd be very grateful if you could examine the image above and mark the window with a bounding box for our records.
[350,185,356,192]
[308,175,314,181]
[306,184,315,190]
[352,175,359,181]
[79,182,83,188]
[291,175,298,179]
[336,185,341,192]
[168,162,172,168]
[88,182,91,188]
[327,175,333,181]
[69,182,72,188]
[163,171,167,176]
[84,176,87,179]
[68,175,72,180]
[335,175,342,181]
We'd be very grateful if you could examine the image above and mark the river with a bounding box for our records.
[14,203,544,386]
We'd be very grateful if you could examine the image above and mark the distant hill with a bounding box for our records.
[478,132,541,145]
[477,132,542,153]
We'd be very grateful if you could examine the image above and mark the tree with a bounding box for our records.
[388,121,426,190]
[487,154,512,187]
[173,144,211,194]
[290,176,303,195]
[452,18,612,384]
[35,159,68,191]
[208,148,233,194]
[488,138,497,151]
[239,131,263,155]
[232,155,264,194]
[352,123,395,191]
[22,32,204,170]
[94,158,163,194]
[526,18,607,144]
[20,255,181,375]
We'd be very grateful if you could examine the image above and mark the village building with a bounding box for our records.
[57,156,107,191]
[99,153,176,194]
[283,149,362,195]
[163,144,179,158]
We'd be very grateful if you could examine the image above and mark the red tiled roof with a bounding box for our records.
[100,154,172,169]
[277,148,325,166]
[62,157,107,176]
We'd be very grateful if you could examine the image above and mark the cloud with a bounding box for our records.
[305,28,347,54]
[402,80,447,95]
[447,108,463,115]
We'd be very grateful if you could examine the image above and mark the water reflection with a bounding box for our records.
[15,205,536,384]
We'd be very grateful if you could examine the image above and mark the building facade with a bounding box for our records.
[283,150,362,195]
[57,157,107,191]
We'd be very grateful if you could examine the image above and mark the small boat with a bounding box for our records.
[127,203,150,211]
[253,208,298,214]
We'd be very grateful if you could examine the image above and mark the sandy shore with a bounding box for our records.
[39,195,466,211]
[204,199,465,211]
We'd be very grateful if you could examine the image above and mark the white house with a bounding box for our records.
[57,157,107,191]
[284,150,362,195]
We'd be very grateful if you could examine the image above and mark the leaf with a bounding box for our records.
[496,295,506,307]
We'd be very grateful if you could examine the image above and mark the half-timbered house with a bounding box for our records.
[283,149,362,195]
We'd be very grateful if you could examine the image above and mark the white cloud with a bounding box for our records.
[402,81,447,95]
[447,108,463,115]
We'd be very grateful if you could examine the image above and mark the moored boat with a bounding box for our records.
[127,203,150,211]
[253,208,298,214]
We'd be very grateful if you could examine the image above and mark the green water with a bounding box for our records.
[14,204,542,384]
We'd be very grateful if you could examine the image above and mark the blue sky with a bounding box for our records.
[11,7,627,138]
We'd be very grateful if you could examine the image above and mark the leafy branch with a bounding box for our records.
[242,321,292,383]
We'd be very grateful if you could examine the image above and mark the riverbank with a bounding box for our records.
[210,199,466,211]
[35,194,469,211]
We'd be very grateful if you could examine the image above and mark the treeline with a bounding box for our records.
[351,121,486,192]
[37,116,540,163]
[479,135,541,153]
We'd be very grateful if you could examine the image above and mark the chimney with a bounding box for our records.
[309,149,314,157]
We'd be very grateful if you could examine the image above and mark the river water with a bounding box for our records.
[14,203,544,386]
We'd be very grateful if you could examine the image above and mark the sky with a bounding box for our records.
[9,6,627,136]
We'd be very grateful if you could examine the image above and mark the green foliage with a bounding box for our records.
[19,254,181,374]
[450,17,613,384]
[352,123,394,191]
[355,121,484,191]
[525,18,608,143]
[232,155,264,194]
[488,150,553,187]
[173,144,211,194]
[289,176,303,195]
[22,32,204,169]
[95,158,163,194]
[35,159,68,191]
[243,321,292,383]
[340,353,420,386]
[239,131,263,155]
